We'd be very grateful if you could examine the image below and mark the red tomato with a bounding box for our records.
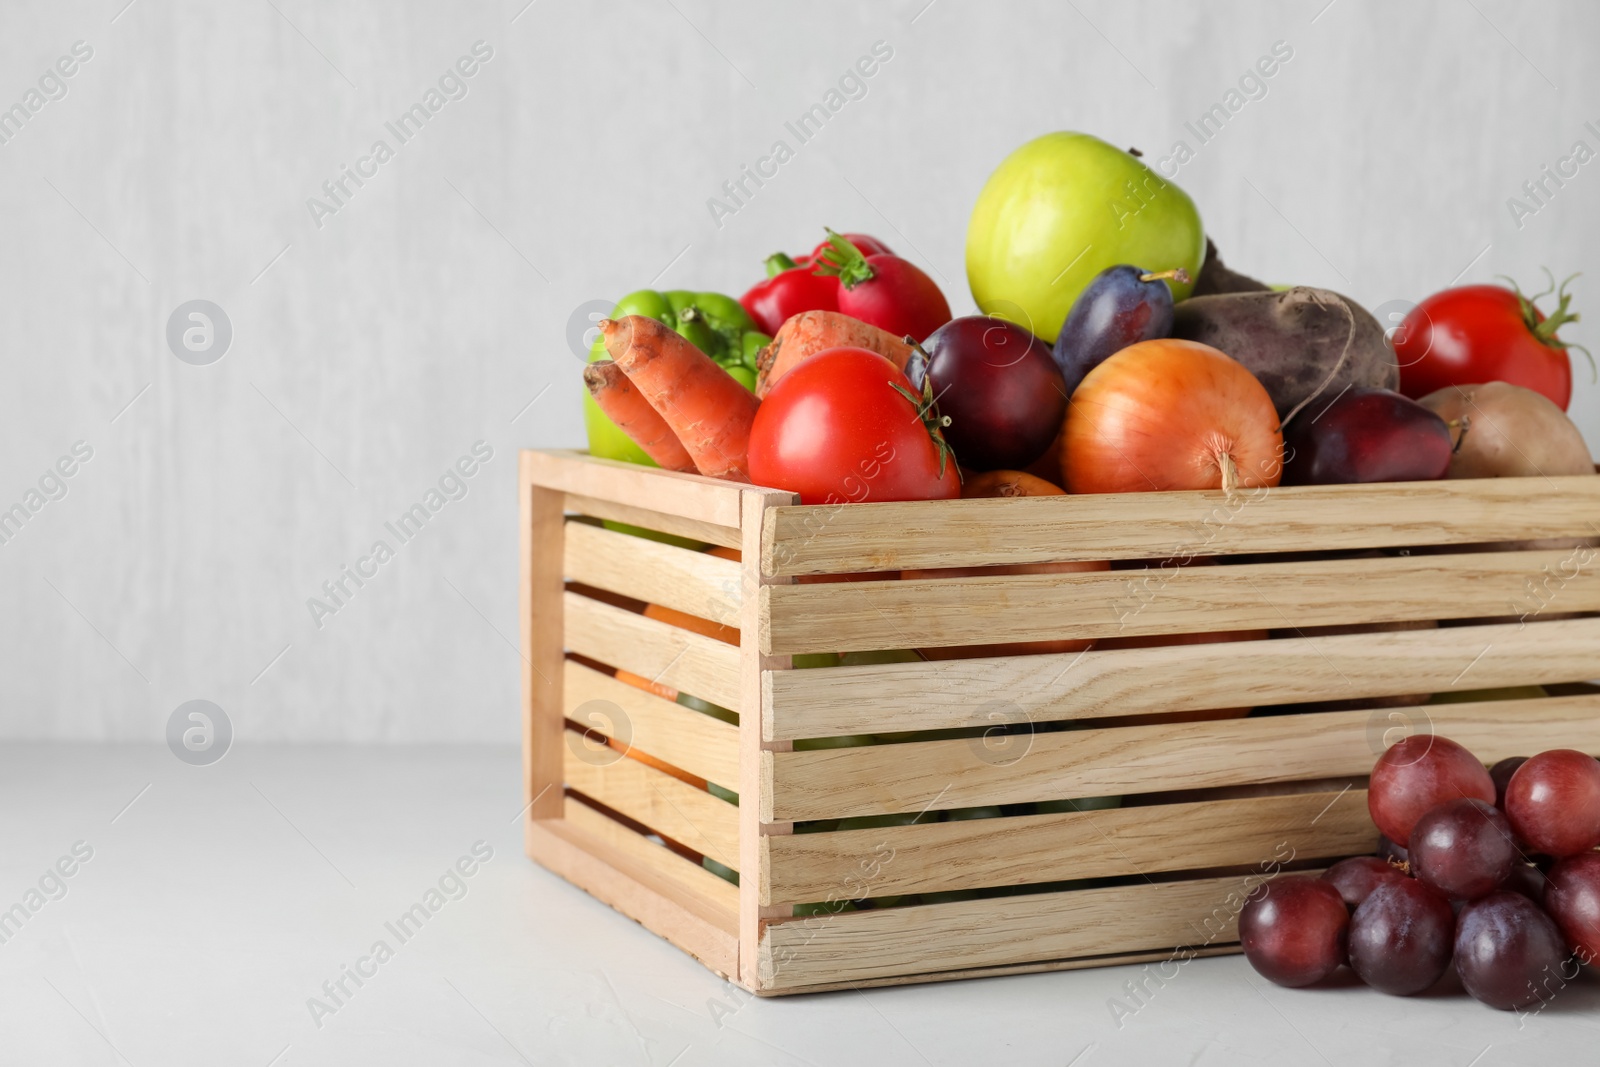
[1395,277,1583,410]
[747,347,961,505]
[812,230,952,342]
[809,232,893,260]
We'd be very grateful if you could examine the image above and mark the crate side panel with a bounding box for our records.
[564,520,741,624]
[764,616,1600,740]
[564,741,740,869]
[566,492,741,549]
[762,695,1600,821]
[763,789,1370,905]
[565,591,742,710]
[762,549,1600,655]
[527,448,745,527]
[762,476,1600,576]
[564,661,740,789]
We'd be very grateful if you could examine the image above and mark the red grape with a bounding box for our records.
[1348,878,1455,995]
[1368,735,1495,846]
[1377,836,1409,866]
[1544,852,1600,964]
[1410,798,1519,901]
[1454,891,1571,1010]
[1239,876,1349,987]
[1503,749,1600,857]
[1489,756,1527,810]
[1322,856,1405,909]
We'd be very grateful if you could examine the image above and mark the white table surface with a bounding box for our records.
[2,744,1595,1067]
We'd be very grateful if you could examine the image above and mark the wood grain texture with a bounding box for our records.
[563,590,741,711]
[761,695,1600,821]
[762,789,1370,905]
[763,616,1600,740]
[564,520,741,625]
[564,740,740,869]
[561,797,739,921]
[526,816,737,980]
[566,492,740,548]
[522,452,565,823]
[761,476,1600,576]
[563,660,740,788]
[527,449,745,527]
[761,548,1600,655]
[757,870,1300,990]
[738,487,799,989]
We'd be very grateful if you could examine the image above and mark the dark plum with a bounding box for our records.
[1410,798,1518,901]
[1503,749,1600,857]
[1489,756,1528,810]
[1053,265,1188,397]
[913,316,1066,471]
[1282,388,1453,486]
[1368,735,1495,847]
[1545,853,1600,963]
[1238,876,1349,987]
[1348,878,1455,995]
[1322,856,1405,909]
[1454,891,1571,1010]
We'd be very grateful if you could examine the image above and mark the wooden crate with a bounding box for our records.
[520,447,1600,995]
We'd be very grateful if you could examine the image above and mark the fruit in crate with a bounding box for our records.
[907,315,1066,471]
[1053,264,1188,397]
[1280,388,1454,485]
[966,131,1204,344]
[1171,287,1398,421]
[1395,272,1589,411]
[1061,339,1283,494]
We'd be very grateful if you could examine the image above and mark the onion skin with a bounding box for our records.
[1062,339,1283,494]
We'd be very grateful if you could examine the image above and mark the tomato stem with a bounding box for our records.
[1502,270,1594,379]
[811,228,877,289]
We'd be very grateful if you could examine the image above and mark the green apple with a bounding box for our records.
[965,131,1205,343]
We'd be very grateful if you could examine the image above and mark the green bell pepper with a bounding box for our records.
[584,289,768,466]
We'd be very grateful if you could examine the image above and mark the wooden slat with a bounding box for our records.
[564,740,741,869]
[762,548,1600,655]
[763,616,1600,740]
[757,871,1292,990]
[526,816,737,979]
[521,452,565,822]
[526,449,745,527]
[564,591,741,710]
[738,487,799,990]
[564,660,740,788]
[567,493,740,549]
[564,520,741,625]
[761,476,1600,576]
[562,797,739,920]
[753,945,1243,996]
[761,695,1600,821]
[763,789,1368,905]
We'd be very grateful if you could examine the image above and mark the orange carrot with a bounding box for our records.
[615,668,679,702]
[583,360,697,472]
[643,602,738,645]
[601,316,759,481]
[755,310,914,398]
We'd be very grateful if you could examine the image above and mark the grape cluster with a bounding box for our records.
[1240,736,1600,1010]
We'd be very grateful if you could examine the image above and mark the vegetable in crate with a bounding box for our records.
[1061,339,1283,494]
[907,315,1066,471]
[582,361,696,473]
[811,229,952,342]
[598,316,760,481]
[1395,271,1590,411]
[747,347,960,504]
[737,232,894,335]
[966,131,1204,344]
[755,310,913,398]
[585,289,768,466]
[1417,382,1596,478]
[1280,388,1453,485]
[1170,287,1397,421]
[1053,265,1189,397]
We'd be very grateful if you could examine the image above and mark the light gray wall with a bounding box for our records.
[2,0,1595,742]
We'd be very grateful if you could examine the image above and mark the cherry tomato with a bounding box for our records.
[1395,275,1585,411]
[747,347,961,505]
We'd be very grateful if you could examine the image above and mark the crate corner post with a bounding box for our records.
[521,450,567,861]
[737,486,797,994]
